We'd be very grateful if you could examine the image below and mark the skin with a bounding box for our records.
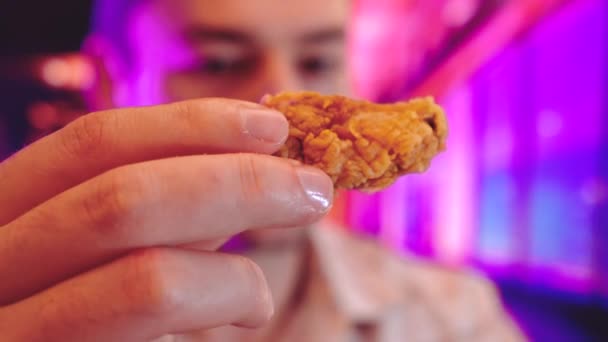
[94,0,350,106]
[0,0,349,340]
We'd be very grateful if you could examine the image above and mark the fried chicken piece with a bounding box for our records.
[261,91,448,192]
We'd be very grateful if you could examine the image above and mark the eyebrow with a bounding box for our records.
[185,25,252,44]
[298,28,345,44]
[184,25,345,45]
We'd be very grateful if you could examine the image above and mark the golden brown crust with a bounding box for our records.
[261,91,448,192]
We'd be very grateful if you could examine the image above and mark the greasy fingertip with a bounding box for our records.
[295,166,334,213]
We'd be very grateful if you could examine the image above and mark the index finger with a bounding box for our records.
[0,99,288,225]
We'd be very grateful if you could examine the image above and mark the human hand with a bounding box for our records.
[0,99,333,341]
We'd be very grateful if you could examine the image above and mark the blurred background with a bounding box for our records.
[1,0,607,340]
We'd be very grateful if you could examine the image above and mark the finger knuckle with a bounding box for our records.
[124,248,185,317]
[60,112,111,158]
[229,255,273,322]
[82,168,149,236]
[237,154,266,200]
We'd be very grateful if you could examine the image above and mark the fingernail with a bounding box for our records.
[242,108,288,144]
[296,167,333,212]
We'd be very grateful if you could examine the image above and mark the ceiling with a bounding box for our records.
[0,0,93,56]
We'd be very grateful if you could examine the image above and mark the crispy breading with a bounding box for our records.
[261,91,448,192]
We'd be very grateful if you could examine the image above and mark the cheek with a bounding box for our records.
[164,73,210,102]
[164,73,262,102]
[116,63,174,107]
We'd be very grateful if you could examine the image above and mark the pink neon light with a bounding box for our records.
[432,85,476,265]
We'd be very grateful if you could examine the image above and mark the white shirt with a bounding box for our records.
[156,223,527,342]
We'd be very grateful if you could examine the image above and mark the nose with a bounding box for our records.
[259,51,300,95]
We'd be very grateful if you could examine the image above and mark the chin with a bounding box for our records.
[242,226,307,246]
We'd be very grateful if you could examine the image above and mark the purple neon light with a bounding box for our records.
[348,0,607,296]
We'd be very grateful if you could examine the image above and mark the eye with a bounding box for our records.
[199,57,255,76]
[201,58,233,75]
[298,56,336,76]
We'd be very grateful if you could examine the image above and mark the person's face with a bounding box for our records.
[110,0,350,106]
[90,0,349,244]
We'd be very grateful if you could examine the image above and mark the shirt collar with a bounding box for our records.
[308,222,411,323]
